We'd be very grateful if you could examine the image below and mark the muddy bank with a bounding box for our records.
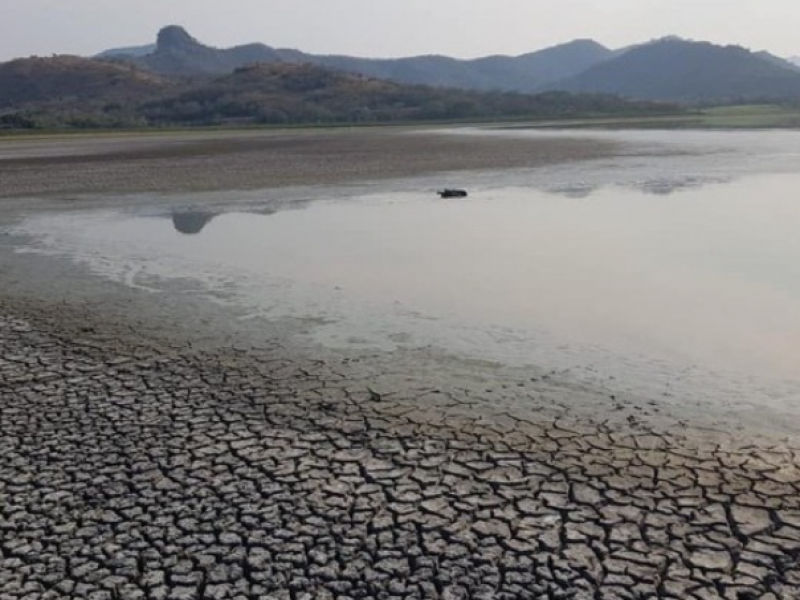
[0,128,625,199]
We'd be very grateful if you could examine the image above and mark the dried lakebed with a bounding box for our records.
[2,128,800,599]
[3,303,800,600]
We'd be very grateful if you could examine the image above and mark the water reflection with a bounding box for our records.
[548,185,596,199]
[640,177,709,196]
[168,176,726,238]
[172,212,218,235]
[170,198,320,235]
[546,177,723,200]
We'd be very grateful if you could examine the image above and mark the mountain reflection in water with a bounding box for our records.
[168,175,723,238]
[170,198,318,235]
[171,212,218,235]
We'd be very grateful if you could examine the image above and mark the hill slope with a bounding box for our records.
[96,44,157,59]
[0,55,168,109]
[548,39,800,102]
[754,50,800,72]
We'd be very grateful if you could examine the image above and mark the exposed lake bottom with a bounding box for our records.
[3,128,800,598]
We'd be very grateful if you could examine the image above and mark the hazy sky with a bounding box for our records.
[2,0,799,62]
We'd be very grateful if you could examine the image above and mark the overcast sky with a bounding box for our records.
[2,0,799,62]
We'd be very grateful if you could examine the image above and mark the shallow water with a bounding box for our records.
[7,128,800,413]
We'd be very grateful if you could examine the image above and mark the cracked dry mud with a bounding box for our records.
[3,311,800,599]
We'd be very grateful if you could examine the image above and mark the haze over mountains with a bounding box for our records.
[101,26,614,94]
[96,26,800,103]
[555,40,800,102]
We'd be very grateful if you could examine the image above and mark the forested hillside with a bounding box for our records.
[0,57,679,130]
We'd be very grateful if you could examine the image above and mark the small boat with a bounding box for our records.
[437,189,468,198]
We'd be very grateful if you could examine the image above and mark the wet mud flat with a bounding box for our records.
[3,297,800,600]
[0,128,624,200]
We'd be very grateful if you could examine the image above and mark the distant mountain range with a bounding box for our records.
[101,26,613,93]
[95,26,800,103]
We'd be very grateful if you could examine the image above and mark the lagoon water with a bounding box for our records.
[9,128,800,414]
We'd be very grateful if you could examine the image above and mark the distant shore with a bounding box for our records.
[0,127,625,199]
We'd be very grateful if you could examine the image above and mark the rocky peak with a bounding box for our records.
[156,26,200,53]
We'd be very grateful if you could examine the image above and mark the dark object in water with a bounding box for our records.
[437,189,468,198]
